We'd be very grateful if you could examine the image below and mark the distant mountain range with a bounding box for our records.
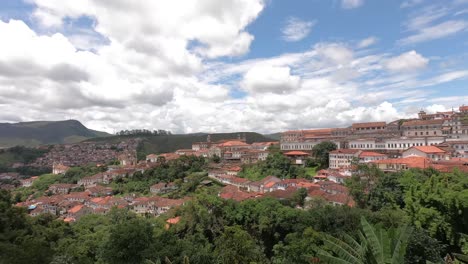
[0,120,279,151]
[0,120,110,148]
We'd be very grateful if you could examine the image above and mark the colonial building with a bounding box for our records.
[329,149,362,169]
[358,151,388,163]
[402,146,450,161]
[401,119,445,137]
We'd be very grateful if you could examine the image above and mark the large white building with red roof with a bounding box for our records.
[402,146,450,161]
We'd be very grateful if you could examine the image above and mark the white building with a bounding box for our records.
[402,146,450,161]
[329,149,362,169]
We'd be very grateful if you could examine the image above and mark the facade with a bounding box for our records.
[358,151,388,163]
[329,149,361,169]
[52,164,70,175]
[401,119,445,137]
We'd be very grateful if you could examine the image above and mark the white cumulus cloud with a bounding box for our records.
[385,50,429,72]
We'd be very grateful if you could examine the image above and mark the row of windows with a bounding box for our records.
[407,131,438,135]
[349,142,437,149]
[403,125,440,130]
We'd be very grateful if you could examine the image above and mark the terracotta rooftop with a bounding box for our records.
[352,122,386,129]
[218,140,250,147]
[284,151,309,156]
[411,146,446,154]
[68,204,84,214]
[330,149,361,154]
[372,156,431,169]
[359,151,387,157]
[166,216,181,225]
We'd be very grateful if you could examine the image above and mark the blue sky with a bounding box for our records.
[0,0,467,133]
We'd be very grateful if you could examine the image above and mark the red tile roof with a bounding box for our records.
[218,141,250,147]
[359,151,387,157]
[330,149,361,154]
[284,151,309,156]
[68,204,84,214]
[166,216,181,225]
[372,156,431,169]
[411,146,446,154]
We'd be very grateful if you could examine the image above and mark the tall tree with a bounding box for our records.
[100,218,154,264]
[214,225,266,264]
[312,141,337,169]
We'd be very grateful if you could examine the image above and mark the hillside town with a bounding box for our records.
[1,105,465,223]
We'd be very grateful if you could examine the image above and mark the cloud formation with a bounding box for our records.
[385,50,429,72]
[281,17,315,42]
[0,0,466,134]
[341,0,364,9]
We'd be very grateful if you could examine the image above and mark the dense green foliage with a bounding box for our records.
[1,160,467,263]
[0,120,109,148]
[312,141,338,169]
[319,217,412,264]
[347,165,468,260]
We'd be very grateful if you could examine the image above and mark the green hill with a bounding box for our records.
[86,132,277,159]
[0,120,110,148]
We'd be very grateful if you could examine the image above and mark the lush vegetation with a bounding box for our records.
[312,141,338,169]
[2,154,467,263]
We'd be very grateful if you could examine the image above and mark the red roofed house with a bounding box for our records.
[247,176,282,193]
[165,216,181,230]
[251,142,279,151]
[402,146,450,161]
[358,151,388,163]
[20,176,38,187]
[329,149,362,169]
[219,185,260,202]
[52,164,70,175]
[67,204,88,221]
[284,151,310,165]
[372,156,431,172]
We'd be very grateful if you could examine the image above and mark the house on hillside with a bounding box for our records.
[52,164,70,175]
[402,146,450,161]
